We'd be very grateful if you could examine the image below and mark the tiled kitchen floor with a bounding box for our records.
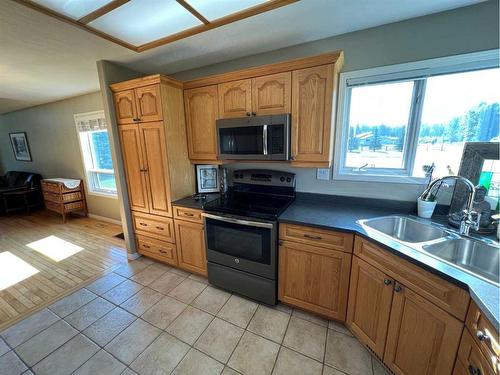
[0,257,390,375]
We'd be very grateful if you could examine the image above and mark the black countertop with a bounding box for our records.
[280,193,500,328]
[172,193,220,210]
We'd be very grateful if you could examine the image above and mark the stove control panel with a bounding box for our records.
[233,169,295,188]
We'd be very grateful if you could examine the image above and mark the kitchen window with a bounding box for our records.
[334,50,500,183]
[74,111,117,197]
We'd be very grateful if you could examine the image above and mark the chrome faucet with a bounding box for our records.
[420,175,481,235]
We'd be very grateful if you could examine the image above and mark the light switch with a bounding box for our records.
[316,168,330,180]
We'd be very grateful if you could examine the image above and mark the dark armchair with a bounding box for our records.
[0,171,43,214]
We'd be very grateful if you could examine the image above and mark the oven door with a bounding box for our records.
[203,213,277,279]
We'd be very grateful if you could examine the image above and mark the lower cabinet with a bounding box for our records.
[347,236,464,375]
[136,234,178,267]
[454,329,497,375]
[278,235,352,320]
[174,218,207,276]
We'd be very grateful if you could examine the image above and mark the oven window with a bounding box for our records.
[206,218,271,264]
[219,126,264,155]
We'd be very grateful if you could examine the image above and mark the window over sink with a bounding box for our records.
[334,50,500,183]
[74,111,117,197]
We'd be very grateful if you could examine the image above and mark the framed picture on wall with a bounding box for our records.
[9,132,32,161]
[196,164,220,193]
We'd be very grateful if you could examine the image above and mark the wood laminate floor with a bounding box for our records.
[0,210,127,331]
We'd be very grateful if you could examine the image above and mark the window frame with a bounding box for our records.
[333,49,499,184]
[74,111,118,198]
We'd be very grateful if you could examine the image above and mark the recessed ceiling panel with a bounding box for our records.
[89,0,202,45]
[32,0,113,20]
[187,0,268,20]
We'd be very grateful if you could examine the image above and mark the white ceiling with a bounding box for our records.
[0,0,482,115]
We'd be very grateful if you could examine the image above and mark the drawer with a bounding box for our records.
[43,191,82,203]
[457,329,498,375]
[354,236,470,320]
[64,200,84,212]
[466,301,500,362]
[132,212,175,243]
[136,235,178,266]
[173,206,203,223]
[279,223,354,253]
[45,200,63,213]
[41,180,61,193]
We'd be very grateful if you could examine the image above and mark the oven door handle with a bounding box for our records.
[202,213,275,229]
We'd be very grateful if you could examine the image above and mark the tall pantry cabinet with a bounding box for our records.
[111,75,195,267]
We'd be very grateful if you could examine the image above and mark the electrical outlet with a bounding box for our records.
[316,168,330,180]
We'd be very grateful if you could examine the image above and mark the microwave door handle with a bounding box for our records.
[202,213,274,229]
[263,125,268,155]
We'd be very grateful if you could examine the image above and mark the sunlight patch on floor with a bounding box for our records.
[0,252,39,291]
[26,235,84,261]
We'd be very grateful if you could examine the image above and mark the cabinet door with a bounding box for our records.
[119,124,149,213]
[140,122,172,217]
[135,85,162,122]
[252,72,291,115]
[175,220,207,276]
[291,64,334,164]
[278,240,351,320]
[184,86,219,161]
[218,79,252,119]
[457,330,497,375]
[346,256,394,358]
[114,90,137,124]
[384,283,463,375]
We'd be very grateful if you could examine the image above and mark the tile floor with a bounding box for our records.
[0,257,391,375]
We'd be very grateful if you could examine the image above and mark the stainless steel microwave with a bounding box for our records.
[216,114,290,160]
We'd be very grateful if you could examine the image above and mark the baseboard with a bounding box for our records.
[88,213,122,225]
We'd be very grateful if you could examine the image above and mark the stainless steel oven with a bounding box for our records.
[217,114,290,160]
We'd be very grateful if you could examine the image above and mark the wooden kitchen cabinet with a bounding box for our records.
[278,239,352,320]
[114,90,137,125]
[184,85,219,162]
[119,122,172,217]
[455,329,497,375]
[384,282,463,375]
[119,124,150,213]
[135,85,162,122]
[347,256,394,358]
[218,79,252,118]
[175,218,207,276]
[291,64,335,166]
[252,72,291,115]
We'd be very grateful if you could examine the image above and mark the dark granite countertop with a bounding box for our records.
[172,193,220,210]
[280,193,500,328]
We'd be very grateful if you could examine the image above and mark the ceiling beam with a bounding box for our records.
[78,0,130,24]
[138,0,299,52]
[176,0,209,25]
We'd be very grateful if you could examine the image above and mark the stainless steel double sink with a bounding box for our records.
[357,216,500,286]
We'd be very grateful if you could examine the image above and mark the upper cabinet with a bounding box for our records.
[252,72,291,115]
[218,79,253,118]
[184,85,219,161]
[291,65,335,166]
[113,85,162,124]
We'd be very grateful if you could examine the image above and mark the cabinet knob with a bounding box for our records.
[252,112,256,116]
[133,118,140,122]
[278,240,283,246]
[246,112,251,116]
[468,365,481,375]
[476,330,490,343]
[290,156,295,161]
[383,279,392,286]
[394,284,402,293]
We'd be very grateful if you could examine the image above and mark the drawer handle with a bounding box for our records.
[394,283,402,293]
[468,365,481,375]
[159,249,167,254]
[143,244,150,249]
[155,226,164,230]
[303,234,322,240]
[383,279,392,286]
[476,330,491,343]
[183,213,194,217]
[139,223,147,226]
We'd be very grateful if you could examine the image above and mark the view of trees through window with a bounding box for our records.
[345,68,500,180]
[90,131,116,191]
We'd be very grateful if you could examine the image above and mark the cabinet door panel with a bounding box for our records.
[384,284,463,375]
[291,65,334,164]
[347,256,393,358]
[218,79,252,119]
[175,220,207,276]
[252,72,291,115]
[141,122,172,217]
[119,124,149,212]
[457,330,497,375]
[278,240,351,320]
[184,86,218,161]
[114,90,137,124]
[135,85,162,122]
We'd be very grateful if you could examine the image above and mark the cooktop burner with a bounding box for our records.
[203,169,295,220]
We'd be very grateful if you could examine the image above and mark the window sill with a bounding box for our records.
[87,191,118,199]
[333,173,428,185]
